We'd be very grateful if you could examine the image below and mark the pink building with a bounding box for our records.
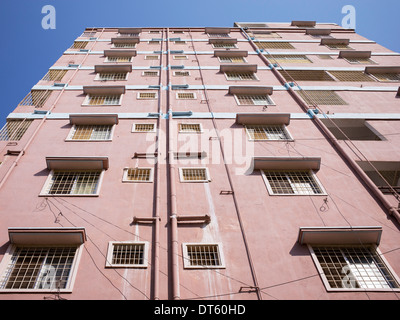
[0,21,400,300]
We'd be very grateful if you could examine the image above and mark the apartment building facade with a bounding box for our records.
[0,21,399,300]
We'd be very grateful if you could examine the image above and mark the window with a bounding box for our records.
[370,73,400,82]
[234,94,274,106]
[262,170,325,195]
[18,90,52,108]
[41,170,103,196]
[148,41,160,45]
[96,73,128,81]
[71,41,88,50]
[173,55,188,60]
[358,161,400,194]
[132,123,156,132]
[249,31,281,39]
[328,71,375,82]
[218,56,247,63]
[254,42,295,50]
[84,95,122,105]
[0,119,33,141]
[320,119,382,141]
[0,246,80,291]
[105,56,133,63]
[182,243,225,269]
[211,43,237,49]
[344,57,376,65]
[137,92,158,100]
[225,72,258,81]
[106,242,149,268]
[122,168,153,182]
[67,125,113,141]
[179,168,210,182]
[279,70,335,82]
[178,123,202,133]
[208,33,230,38]
[144,55,159,60]
[265,54,312,64]
[245,125,291,141]
[311,246,400,290]
[142,71,159,77]
[325,44,352,50]
[113,43,136,48]
[42,70,68,82]
[176,92,196,100]
[173,71,190,77]
[174,40,186,45]
[297,90,347,105]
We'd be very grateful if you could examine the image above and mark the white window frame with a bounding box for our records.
[211,43,238,49]
[141,70,160,77]
[173,55,188,60]
[233,94,275,106]
[131,123,156,133]
[261,170,326,196]
[104,56,133,63]
[136,92,158,100]
[0,244,83,293]
[245,125,293,141]
[106,241,149,268]
[122,167,154,183]
[111,43,136,49]
[176,92,197,100]
[179,167,211,183]
[173,70,191,77]
[144,55,160,60]
[182,243,226,269]
[82,94,123,106]
[66,124,115,141]
[224,72,259,81]
[40,170,105,197]
[178,123,203,133]
[174,40,187,45]
[217,56,248,63]
[94,72,128,81]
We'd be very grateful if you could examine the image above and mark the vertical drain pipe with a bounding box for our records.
[165,28,181,300]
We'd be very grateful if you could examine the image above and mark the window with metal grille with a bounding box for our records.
[173,71,190,77]
[311,246,400,290]
[245,125,291,140]
[179,168,210,182]
[344,57,376,65]
[119,33,139,37]
[328,71,375,82]
[235,94,274,105]
[318,55,333,60]
[142,71,159,77]
[132,123,156,132]
[113,43,136,48]
[149,30,160,34]
[176,92,196,99]
[71,41,88,49]
[105,56,133,63]
[106,242,149,268]
[265,54,312,64]
[174,40,186,45]
[137,92,158,100]
[81,31,96,38]
[42,70,68,82]
[255,42,295,50]
[183,243,225,268]
[173,55,188,60]
[297,90,348,105]
[67,125,113,141]
[41,170,103,196]
[0,119,33,141]
[96,73,128,81]
[85,95,121,105]
[365,170,400,194]
[148,41,160,45]
[178,123,202,133]
[211,43,237,49]
[225,72,258,81]
[325,44,353,50]
[19,90,52,108]
[123,168,153,182]
[144,55,159,60]
[369,73,400,82]
[0,246,78,290]
[208,33,230,38]
[262,170,324,195]
[249,32,281,39]
[279,70,335,82]
[218,56,246,63]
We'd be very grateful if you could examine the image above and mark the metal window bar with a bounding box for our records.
[177,92,196,99]
[325,44,352,50]
[145,55,159,60]
[212,43,236,49]
[42,70,68,82]
[345,57,376,65]
[106,56,132,63]
[0,119,33,141]
[111,243,145,265]
[97,73,128,81]
[254,41,295,50]
[236,94,273,105]
[125,168,151,182]
[186,244,221,267]
[71,41,88,49]
[148,41,160,45]
[0,246,77,290]
[219,56,246,63]
[71,125,113,140]
[113,43,136,48]
[250,32,281,39]
[138,92,157,99]
[265,54,312,64]
[328,71,375,82]
[246,125,289,140]
[297,90,348,105]
[46,170,102,195]
[318,55,333,60]
[173,55,188,60]
[182,168,208,181]
[174,41,186,45]
[179,123,201,133]
[174,71,190,77]
[370,73,400,82]
[87,95,121,105]
[81,31,96,38]
[134,124,155,132]
[142,71,159,77]
[119,33,139,37]
[225,72,257,81]
[279,70,336,82]
[313,246,400,289]
[263,170,323,195]
[208,33,230,38]
[19,90,52,108]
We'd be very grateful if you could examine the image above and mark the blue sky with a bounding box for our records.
[0,0,399,124]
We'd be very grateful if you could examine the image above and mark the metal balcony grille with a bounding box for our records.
[255,41,295,50]
[370,73,400,82]
[265,54,312,64]
[186,244,222,267]
[263,170,324,195]
[177,92,196,99]
[19,90,52,108]
[113,43,136,48]
[106,56,132,63]
[87,95,121,105]
[181,168,208,182]
[0,246,77,290]
[212,43,236,49]
[70,125,113,140]
[138,92,157,100]
[97,73,128,81]
[124,168,152,182]
[142,71,159,77]
[179,123,202,133]
[219,56,246,63]
[297,90,348,105]
[235,94,273,105]
[225,72,257,81]
[42,70,68,82]
[71,41,88,49]
[279,70,335,82]
[133,124,155,132]
[45,170,102,195]
[0,119,33,141]
[312,246,400,289]
[328,71,375,82]
[245,125,290,140]
[111,243,145,266]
